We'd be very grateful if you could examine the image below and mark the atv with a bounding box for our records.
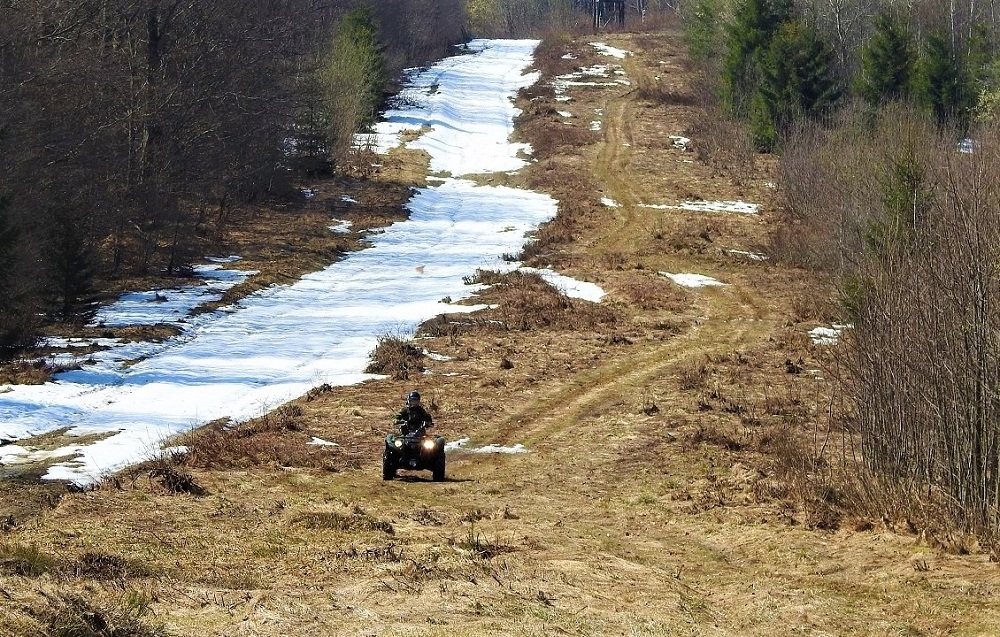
[383,423,446,481]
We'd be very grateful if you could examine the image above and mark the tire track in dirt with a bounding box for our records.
[497,51,776,461]
[496,287,772,452]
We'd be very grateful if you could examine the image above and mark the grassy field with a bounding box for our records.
[2,23,1000,637]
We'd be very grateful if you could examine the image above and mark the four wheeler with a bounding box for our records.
[383,423,446,481]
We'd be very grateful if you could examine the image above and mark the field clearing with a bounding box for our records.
[2,24,999,637]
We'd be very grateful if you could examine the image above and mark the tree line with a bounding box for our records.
[685,0,1000,151]
[684,0,1000,540]
[0,0,464,357]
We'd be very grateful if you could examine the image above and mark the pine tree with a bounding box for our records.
[0,196,37,357]
[683,0,723,63]
[754,20,841,151]
[722,0,794,118]
[313,8,389,164]
[859,12,916,106]
[916,33,969,129]
[46,214,99,325]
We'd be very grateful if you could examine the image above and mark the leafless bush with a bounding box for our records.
[365,333,424,380]
[689,95,757,184]
[147,462,205,496]
[773,108,1000,540]
[771,102,872,272]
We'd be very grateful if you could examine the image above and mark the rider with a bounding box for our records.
[396,390,433,435]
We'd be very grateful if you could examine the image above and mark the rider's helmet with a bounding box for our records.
[407,390,421,405]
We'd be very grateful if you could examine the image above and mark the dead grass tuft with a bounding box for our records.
[335,543,404,562]
[473,270,619,332]
[676,361,709,390]
[147,464,205,496]
[68,552,153,580]
[294,508,395,535]
[0,543,56,576]
[403,506,446,526]
[452,525,517,560]
[365,334,425,380]
[616,274,693,312]
[684,423,747,452]
[0,359,65,385]
[28,591,167,637]
[178,407,340,471]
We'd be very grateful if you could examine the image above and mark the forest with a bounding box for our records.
[0,0,464,354]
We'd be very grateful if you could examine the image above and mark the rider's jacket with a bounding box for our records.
[396,405,433,434]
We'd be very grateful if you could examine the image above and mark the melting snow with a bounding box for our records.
[307,437,339,447]
[725,249,768,261]
[91,262,256,329]
[445,437,528,454]
[660,272,727,288]
[0,39,558,486]
[329,219,352,234]
[640,201,760,215]
[590,42,630,58]
[520,267,606,303]
[601,197,620,208]
[810,325,852,346]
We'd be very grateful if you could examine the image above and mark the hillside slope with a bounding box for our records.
[2,25,999,637]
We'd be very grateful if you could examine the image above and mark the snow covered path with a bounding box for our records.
[0,39,561,485]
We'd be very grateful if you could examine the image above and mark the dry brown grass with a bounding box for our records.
[1,26,998,637]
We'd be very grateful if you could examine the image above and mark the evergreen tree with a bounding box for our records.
[858,12,916,106]
[722,0,794,118]
[313,8,389,164]
[46,214,99,325]
[916,33,969,129]
[683,0,723,63]
[753,20,841,151]
[0,196,37,357]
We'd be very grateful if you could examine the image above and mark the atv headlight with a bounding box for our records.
[394,439,403,448]
[422,439,437,450]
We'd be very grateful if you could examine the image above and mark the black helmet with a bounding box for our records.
[407,390,421,403]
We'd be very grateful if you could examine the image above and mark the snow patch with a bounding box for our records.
[725,249,768,262]
[660,272,727,288]
[307,437,339,447]
[810,324,852,346]
[329,219,352,234]
[519,267,606,302]
[446,437,529,454]
[362,39,541,176]
[640,201,760,215]
[590,42,631,58]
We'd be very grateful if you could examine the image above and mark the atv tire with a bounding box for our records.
[382,454,396,480]
[432,453,446,482]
